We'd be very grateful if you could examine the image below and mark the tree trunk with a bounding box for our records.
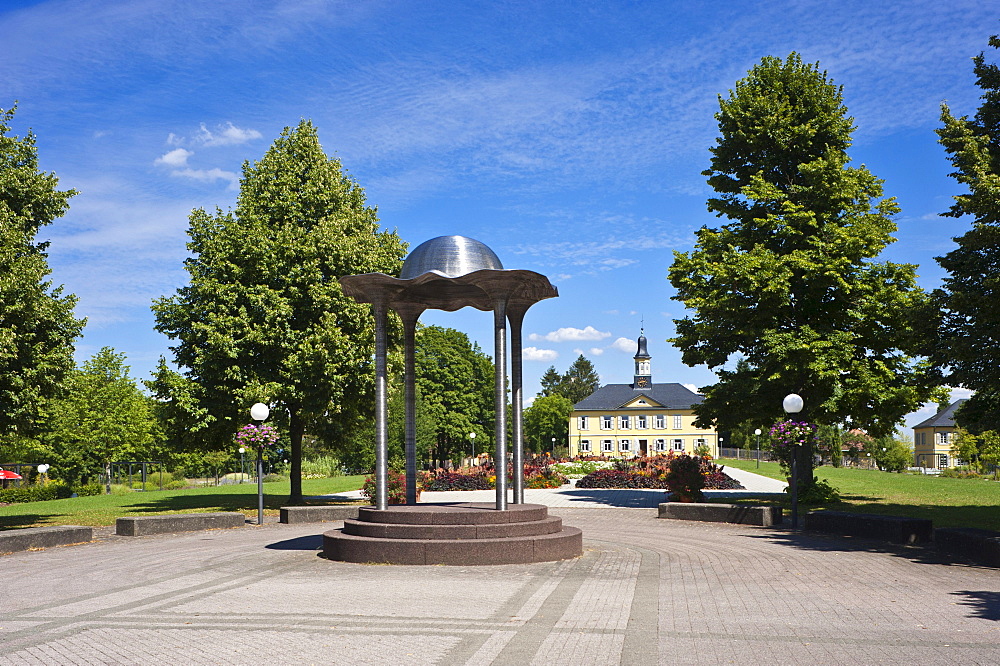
[288,407,304,505]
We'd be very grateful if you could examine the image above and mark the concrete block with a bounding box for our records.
[116,512,245,536]
[279,505,360,524]
[803,511,933,544]
[935,527,1000,567]
[658,502,783,526]
[0,526,92,554]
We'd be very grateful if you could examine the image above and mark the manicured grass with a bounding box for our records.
[0,475,366,530]
[719,458,1000,531]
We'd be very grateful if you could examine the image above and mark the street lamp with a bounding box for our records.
[469,431,476,466]
[551,437,556,457]
[754,428,762,469]
[250,402,270,525]
[238,447,245,483]
[783,393,803,529]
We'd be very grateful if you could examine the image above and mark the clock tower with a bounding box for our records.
[633,329,652,389]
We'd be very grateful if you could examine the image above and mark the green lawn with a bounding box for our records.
[0,475,366,530]
[719,458,1000,531]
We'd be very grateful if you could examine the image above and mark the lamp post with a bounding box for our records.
[238,447,245,483]
[754,429,762,469]
[551,437,556,457]
[250,403,270,525]
[783,393,804,529]
[469,431,476,466]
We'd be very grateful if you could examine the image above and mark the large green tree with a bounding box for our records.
[669,54,937,486]
[152,120,406,503]
[933,35,1000,434]
[409,325,494,467]
[45,348,159,488]
[537,354,600,404]
[523,395,573,454]
[0,105,85,440]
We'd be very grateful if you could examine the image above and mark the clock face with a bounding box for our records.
[636,377,649,388]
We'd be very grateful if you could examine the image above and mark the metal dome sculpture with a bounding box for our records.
[339,235,558,511]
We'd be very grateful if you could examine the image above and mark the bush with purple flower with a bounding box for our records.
[235,422,280,450]
[769,419,817,471]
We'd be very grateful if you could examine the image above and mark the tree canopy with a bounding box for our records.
[537,354,600,405]
[933,35,1000,434]
[0,105,85,439]
[152,120,406,502]
[45,348,159,486]
[523,395,573,454]
[669,54,938,483]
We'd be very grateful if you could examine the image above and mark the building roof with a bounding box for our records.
[913,399,967,429]
[573,383,704,411]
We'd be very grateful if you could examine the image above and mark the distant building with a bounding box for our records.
[912,399,967,469]
[567,331,717,457]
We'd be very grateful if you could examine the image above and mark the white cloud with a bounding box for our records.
[523,347,558,361]
[611,337,635,353]
[683,383,701,394]
[171,167,240,189]
[522,395,536,408]
[528,325,611,343]
[195,122,262,147]
[154,148,194,167]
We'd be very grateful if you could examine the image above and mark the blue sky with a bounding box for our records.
[2,0,994,431]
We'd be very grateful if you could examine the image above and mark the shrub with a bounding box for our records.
[262,473,288,483]
[576,469,666,489]
[793,477,841,504]
[424,472,491,491]
[361,470,419,503]
[0,482,74,504]
[551,460,613,478]
[940,467,983,479]
[73,483,104,497]
[301,455,343,478]
[665,454,705,502]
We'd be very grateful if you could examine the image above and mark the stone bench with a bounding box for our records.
[0,525,93,554]
[935,527,1000,568]
[280,505,361,524]
[803,511,933,545]
[658,502,783,526]
[116,512,245,536]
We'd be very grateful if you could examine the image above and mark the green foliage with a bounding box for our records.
[403,325,494,465]
[361,470,413,504]
[0,482,73,504]
[794,477,841,504]
[816,424,843,467]
[0,105,85,439]
[870,435,912,473]
[951,428,1000,478]
[43,348,160,486]
[523,395,573,453]
[151,120,407,503]
[300,455,343,479]
[537,355,600,405]
[665,454,706,502]
[551,460,612,477]
[934,35,1000,434]
[939,467,983,479]
[670,54,937,449]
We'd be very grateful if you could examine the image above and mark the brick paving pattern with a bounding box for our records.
[1,496,997,664]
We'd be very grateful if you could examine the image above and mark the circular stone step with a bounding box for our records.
[323,503,583,565]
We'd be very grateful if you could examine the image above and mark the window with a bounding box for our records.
[601,439,614,453]
[938,454,949,468]
[619,439,631,452]
[601,415,613,430]
[936,432,948,446]
[579,439,592,453]
[672,438,684,451]
[619,415,631,429]
[695,438,706,450]
[673,415,683,429]
[654,415,665,429]
[578,416,589,430]
[654,439,666,452]
[637,415,647,429]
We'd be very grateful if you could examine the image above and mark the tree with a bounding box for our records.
[933,35,1000,434]
[152,120,407,503]
[669,54,937,490]
[536,354,600,404]
[410,325,494,467]
[0,105,85,440]
[523,395,573,454]
[45,348,159,488]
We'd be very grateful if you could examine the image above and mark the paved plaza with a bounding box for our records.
[1,474,998,665]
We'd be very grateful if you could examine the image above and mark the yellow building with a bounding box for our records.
[567,331,718,457]
[913,399,966,469]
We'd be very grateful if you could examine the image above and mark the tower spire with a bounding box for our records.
[633,329,651,389]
